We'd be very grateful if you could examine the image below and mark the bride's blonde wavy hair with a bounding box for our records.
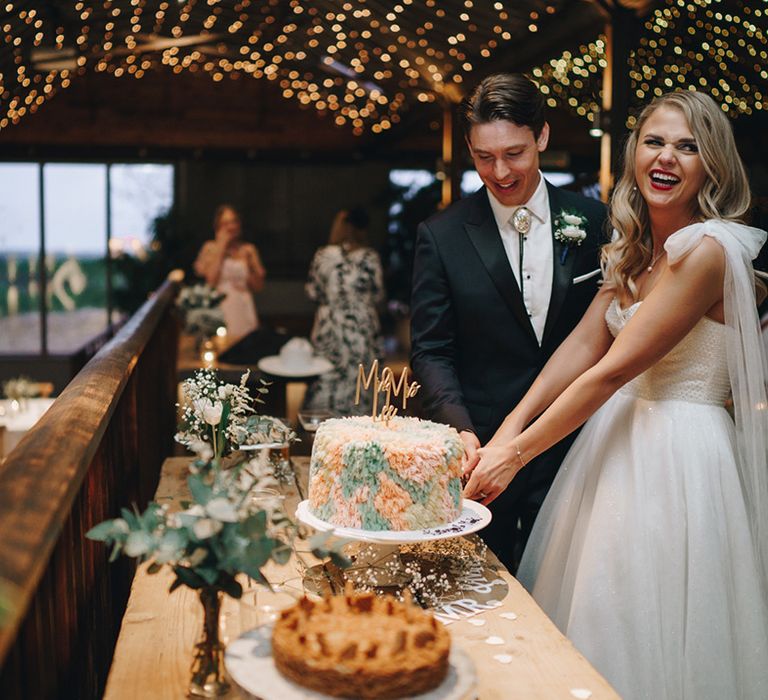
[602,90,752,299]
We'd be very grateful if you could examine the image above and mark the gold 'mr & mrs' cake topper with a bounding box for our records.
[355,360,421,422]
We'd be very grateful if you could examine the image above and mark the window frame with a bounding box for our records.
[0,159,175,357]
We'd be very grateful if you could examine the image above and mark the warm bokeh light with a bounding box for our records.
[0,1,765,135]
[533,0,766,125]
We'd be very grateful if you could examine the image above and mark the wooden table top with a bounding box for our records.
[103,457,619,700]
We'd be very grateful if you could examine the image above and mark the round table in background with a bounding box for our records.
[256,356,333,429]
[0,397,56,458]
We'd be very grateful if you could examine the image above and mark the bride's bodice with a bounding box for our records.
[605,298,730,405]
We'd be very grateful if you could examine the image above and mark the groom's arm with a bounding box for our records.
[410,221,474,434]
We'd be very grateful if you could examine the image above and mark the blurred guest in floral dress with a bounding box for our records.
[304,208,385,414]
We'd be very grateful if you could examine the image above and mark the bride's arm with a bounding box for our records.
[465,237,726,504]
[486,285,616,449]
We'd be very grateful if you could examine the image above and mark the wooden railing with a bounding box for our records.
[0,279,180,699]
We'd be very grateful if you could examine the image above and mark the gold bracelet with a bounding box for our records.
[514,443,526,471]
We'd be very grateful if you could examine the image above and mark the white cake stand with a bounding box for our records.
[295,500,491,545]
[296,500,503,626]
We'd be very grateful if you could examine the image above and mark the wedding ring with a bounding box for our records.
[477,491,488,499]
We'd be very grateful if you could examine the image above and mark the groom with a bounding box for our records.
[410,74,607,571]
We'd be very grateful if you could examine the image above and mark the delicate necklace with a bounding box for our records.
[647,248,666,273]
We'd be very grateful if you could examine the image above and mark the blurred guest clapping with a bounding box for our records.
[194,204,265,339]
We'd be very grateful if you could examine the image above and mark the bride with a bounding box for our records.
[464,90,768,699]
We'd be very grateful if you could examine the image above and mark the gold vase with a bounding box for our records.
[188,587,230,698]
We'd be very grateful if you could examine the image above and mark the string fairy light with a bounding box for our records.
[532,39,606,124]
[0,0,565,134]
[534,0,767,127]
[627,0,767,122]
[0,1,765,136]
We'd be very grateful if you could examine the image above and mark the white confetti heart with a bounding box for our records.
[570,690,593,699]
[467,618,486,627]
[493,654,513,664]
[500,612,518,620]
[485,636,505,645]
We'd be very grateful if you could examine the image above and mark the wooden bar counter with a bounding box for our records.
[103,457,619,700]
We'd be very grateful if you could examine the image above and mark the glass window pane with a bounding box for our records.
[0,163,41,354]
[43,163,108,353]
[461,170,483,196]
[386,169,440,305]
[461,169,576,196]
[110,163,174,255]
[109,163,174,315]
[542,171,575,188]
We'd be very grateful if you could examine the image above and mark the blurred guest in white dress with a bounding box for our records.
[194,204,266,340]
[304,209,385,414]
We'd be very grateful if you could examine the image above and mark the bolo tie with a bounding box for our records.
[511,206,532,298]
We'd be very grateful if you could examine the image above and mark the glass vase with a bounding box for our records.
[188,587,230,698]
[200,338,217,366]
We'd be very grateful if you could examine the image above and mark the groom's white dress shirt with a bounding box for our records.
[487,173,553,344]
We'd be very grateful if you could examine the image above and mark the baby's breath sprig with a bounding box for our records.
[175,369,256,463]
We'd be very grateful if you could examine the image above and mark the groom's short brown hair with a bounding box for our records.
[460,73,546,138]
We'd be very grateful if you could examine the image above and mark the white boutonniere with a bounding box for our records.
[554,210,588,264]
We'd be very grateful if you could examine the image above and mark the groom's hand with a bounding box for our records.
[463,445,518,506]
[460,430,481,478]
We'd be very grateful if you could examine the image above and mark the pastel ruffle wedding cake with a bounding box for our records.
[308,416,463,531]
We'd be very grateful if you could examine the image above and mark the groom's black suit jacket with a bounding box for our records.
[410,183,607,552]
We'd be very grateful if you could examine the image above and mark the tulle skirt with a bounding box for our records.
[518,390,768,700]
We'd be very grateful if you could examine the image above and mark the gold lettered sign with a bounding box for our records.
[355,360,420,422]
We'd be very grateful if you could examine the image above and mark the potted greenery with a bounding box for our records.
[87,369,346,697]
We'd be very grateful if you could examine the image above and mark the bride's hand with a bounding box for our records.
[462,444,520,506]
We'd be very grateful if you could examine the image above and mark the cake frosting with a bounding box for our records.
[308,415,463,530]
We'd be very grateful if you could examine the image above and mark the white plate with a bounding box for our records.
[0,398,55,431]
[238,442,289,451]
[258,355,333,378]
[225,624,477,700]
[295,500,492,544]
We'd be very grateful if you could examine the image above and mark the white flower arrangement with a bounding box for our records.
[553,210,589,264]
[175,369,296,463]
[176,284,227,339]
[86,367,330,600]
[177,283,226,311]
[3,376,39,400]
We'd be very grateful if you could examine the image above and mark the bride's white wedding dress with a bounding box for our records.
[518,222,768,699]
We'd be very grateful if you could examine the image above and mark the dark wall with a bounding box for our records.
[176,159,393,279]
